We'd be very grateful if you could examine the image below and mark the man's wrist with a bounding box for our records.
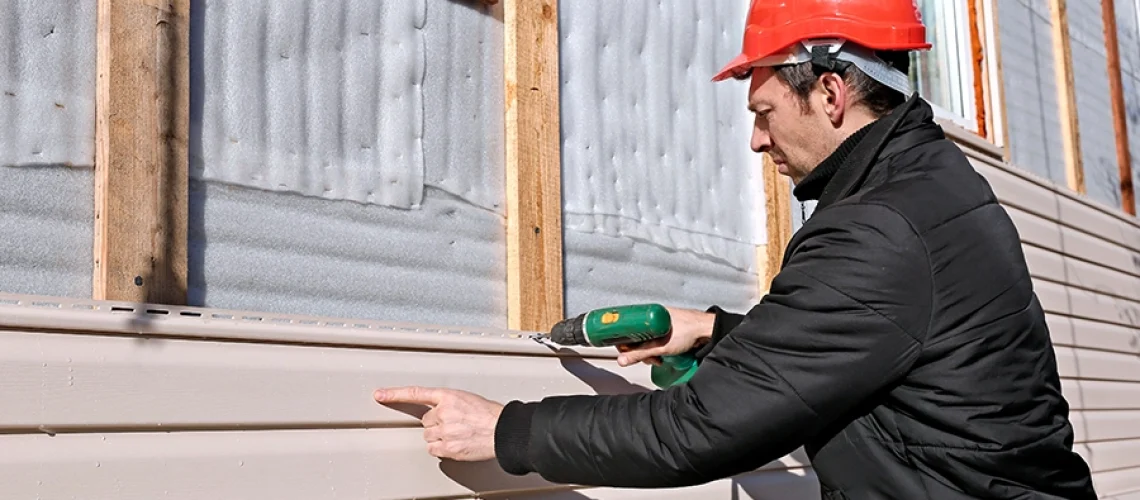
[494,400,539,476]
[693,306,746,360]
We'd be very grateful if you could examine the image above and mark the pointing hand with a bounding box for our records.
[374,386,503,462]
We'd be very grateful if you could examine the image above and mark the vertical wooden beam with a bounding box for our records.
[758,155,793,294]
[1048,0,1086,194]
[504,0,564,331]
[968,0,989,139]
[1101,0,1136,215]
[94,0,190,304]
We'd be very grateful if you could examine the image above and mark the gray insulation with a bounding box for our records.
[558,0,763,315]
[189,0,508,327]
[0,0,95,297]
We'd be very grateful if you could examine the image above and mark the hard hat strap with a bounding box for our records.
[802,40,914,97]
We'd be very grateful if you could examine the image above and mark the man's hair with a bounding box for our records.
[771,50,911,117]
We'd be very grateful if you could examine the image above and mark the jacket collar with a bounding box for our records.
[791,94,943,210]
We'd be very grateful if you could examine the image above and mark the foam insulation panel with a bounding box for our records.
[562,230,761,317]
[1067,0,1122,208]
[0,0,96,297]
[558,0,762,314]
[558,0,760,271]
[996,0,1067,185]
[189,0,507,327]
[191,0,503,212]
[0,167,94,298]
[188,181,506,328]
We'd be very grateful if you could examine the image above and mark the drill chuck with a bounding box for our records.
[548,313,588,346]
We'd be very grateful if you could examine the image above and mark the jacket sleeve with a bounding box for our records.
[692,306,746,360]
[494,203,932,488]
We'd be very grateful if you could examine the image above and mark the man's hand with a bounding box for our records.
[616,307,716,367]
[374,386,503,462]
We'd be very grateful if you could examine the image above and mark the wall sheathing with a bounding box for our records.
[557,0,763,316]
[188,0,508,328]
[0,0,96,298]
[997,0,1068,185]
[1067,0,1124,207]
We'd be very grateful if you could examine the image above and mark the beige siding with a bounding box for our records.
[0,297,815,499]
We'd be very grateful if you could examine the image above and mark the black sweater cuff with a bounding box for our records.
[495,400,539,476]
[693,305,746,360]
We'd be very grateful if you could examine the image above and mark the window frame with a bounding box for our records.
[908,0,982,134]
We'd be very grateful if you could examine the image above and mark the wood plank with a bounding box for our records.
[760,154,794,293]
[1048,0,1085,194]
[1070,410,1140,443]
[1101,0,1136,215]
[503,0,564,332]
[94,0,190,305]
[968,0,988,138]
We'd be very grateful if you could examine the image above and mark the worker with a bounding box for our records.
[374,1,1098,498]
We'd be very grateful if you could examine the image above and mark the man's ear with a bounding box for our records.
[817,73,847,126]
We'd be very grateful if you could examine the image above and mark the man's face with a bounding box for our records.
[746,67,838,184]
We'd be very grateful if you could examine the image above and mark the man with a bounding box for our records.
[374,1,1098,497]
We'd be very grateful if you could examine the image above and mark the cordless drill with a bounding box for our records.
[539,303,700,388]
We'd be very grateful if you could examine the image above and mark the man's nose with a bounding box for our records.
[751,127,771,153]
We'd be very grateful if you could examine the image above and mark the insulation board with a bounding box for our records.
[0,0,96,297]
[558,0,762,313]
[188,0,507,327]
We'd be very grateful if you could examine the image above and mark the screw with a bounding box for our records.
[134,276,143,286]
[534,226,541,234]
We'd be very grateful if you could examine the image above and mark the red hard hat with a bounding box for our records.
[712,0,931,82]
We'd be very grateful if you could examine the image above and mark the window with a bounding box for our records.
[908,0,981,133]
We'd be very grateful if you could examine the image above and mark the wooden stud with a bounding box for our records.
[759,154,794,294]
[504,0,564,331]
[968,0,988,139]
[1101,0,1136,215]
[94,0,190,305]
[1048,0,1086,194]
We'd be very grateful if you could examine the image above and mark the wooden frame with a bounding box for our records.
[1048,0,1087,195]
[503,0,564,331]
[759,155,794,294]
[1101,0,1136,215]
[94,0,190,305]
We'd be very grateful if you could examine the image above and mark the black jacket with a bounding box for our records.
[494,96,1097,499]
